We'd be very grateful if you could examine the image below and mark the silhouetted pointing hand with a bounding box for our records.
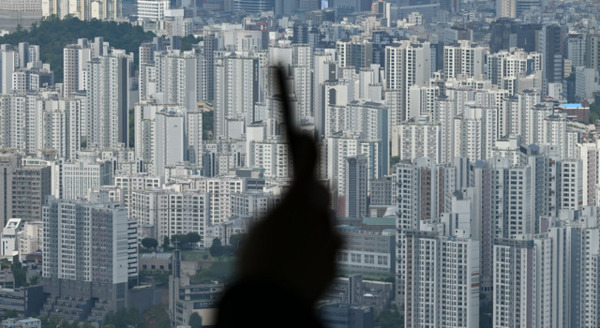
[216,68,342,327]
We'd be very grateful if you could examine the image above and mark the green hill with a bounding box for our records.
[0,16,156,83]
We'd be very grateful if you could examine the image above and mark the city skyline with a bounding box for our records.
[0,0,598,327]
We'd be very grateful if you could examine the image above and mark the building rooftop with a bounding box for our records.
[560,103,583,108]
[362,217,396,226]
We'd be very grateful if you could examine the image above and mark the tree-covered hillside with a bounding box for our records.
[0,16,156,82]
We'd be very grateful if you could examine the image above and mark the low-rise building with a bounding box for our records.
[0,286,44,317]
[1,317,41,328]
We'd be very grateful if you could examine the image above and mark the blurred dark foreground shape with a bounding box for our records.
[216,67,342,327]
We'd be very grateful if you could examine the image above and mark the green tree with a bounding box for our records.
[81,322,94,328]
[0,17,155,83]
[171,234,189,248]
[42,315,60,328]
[29,275,39,285]
[590,103,600,124]
[0,259,10,269]
[104,307,141,328]
[188,312,202,328]
[140,306,171,328]
[181,35,202,51]
[2,309,18,320]
[162,236,170,249]
[375,307,404,328]
[127,307,142,327]
[202,111,214,140]
[128,108,135,147]
[190,261,233,284]
[141,238,158,250]
[186,232,201,245]
[11,261,27,288]
[209,238,223,257]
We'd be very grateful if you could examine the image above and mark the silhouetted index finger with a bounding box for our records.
[274,66,299,167]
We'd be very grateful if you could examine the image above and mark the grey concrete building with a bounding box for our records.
[41,198,138,322]
[336,226,395,275]
[0,152,51,231]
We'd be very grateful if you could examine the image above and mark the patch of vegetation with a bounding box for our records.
[10,260,27,288]
[141,238,159,251]
[202,111,214,140]
[171,232,201,249]
[375,306,403,328]
[139,269,170,284]
[590,103,600,124]
[182,35,202,51]
[208,235,245,258]
[0,16,155,82]
[103,307,142,328]
[189,260,234,284]
[1,309,18,320]
[129,108,135,147]
[140,306,171,328]
[189,312,202,328]
[182,250,213,262]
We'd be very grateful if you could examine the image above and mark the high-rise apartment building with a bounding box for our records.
[344,155,368,218]
[86,50,132,149]
[493,235,552,328]
[486,48,542,86]
[393,116,441,162]
[137,0,170,21]
[393,158,457,303]
[0,152,51,231]
[384,39,432,124]
[496,0,542,18]
[542,24,565,85]
[567,32,586,68]
[0,45,18,95]
[155,109,185,177]
[42,197,137,321]
[193,176,246,224]
[404,227,480,328]
[585,28,600,71]
[146,49,205,111]
[59,152,113,200]
[42,0,120,19]
[130,189,209,243]
[443,40,486,79]
[327,134,380,206]
[233,0,274,12]
[214,55,259,139]
[11,164,52,222]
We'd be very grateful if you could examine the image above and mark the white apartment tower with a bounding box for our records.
[137,0,170,21]
[393,116,441,162]
[86,50,132,149]
[130,189,209,243]
[154,109,185,177]
[404,227,480,328]
[444,40,487,79]
[384,39,432,124]
[493,235,553,328]
[214,55,259,139]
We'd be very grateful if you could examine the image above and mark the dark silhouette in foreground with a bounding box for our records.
[216,68,342,327]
